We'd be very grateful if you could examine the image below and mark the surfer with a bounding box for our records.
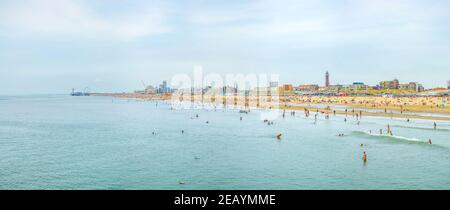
[428,139,432,145]
[434,122,437,130]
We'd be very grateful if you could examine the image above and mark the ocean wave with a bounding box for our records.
[352,131,428,144]
[391,125,450,132]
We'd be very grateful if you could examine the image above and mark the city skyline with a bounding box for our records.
[141,71,437,92]
[1,0,450,94]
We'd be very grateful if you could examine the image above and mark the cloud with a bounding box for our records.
[183,0,450,49]
[0,0,170,40]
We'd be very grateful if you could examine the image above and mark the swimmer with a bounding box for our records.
[276,133,282,140]
[182,130,184,134]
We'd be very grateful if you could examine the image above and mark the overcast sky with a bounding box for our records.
[1,0,450,94]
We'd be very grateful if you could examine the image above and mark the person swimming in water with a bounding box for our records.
[276,133,282,140]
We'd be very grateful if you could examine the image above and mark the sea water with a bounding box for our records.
[0,95,449,189]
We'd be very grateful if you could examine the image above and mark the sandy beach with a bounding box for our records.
[93,93,450,121]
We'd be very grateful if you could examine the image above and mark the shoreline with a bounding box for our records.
[91,93,450,121]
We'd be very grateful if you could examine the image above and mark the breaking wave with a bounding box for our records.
[352,131,428,144]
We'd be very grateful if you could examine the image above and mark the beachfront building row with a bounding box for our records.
[135,81,174,94]
[379,79,424,92]
[399,82,424,92]
[136,76,432,96]
[380,79,400,89]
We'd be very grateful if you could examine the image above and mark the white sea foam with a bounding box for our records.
[353,131,427,143]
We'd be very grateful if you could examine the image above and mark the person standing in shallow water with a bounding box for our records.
[362,151,367,163]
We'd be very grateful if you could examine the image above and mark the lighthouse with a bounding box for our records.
[325,71,330,87]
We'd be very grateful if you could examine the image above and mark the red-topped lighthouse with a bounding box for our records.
[325,71,330,87]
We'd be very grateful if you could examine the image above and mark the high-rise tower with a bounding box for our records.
[325,71,330,87]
